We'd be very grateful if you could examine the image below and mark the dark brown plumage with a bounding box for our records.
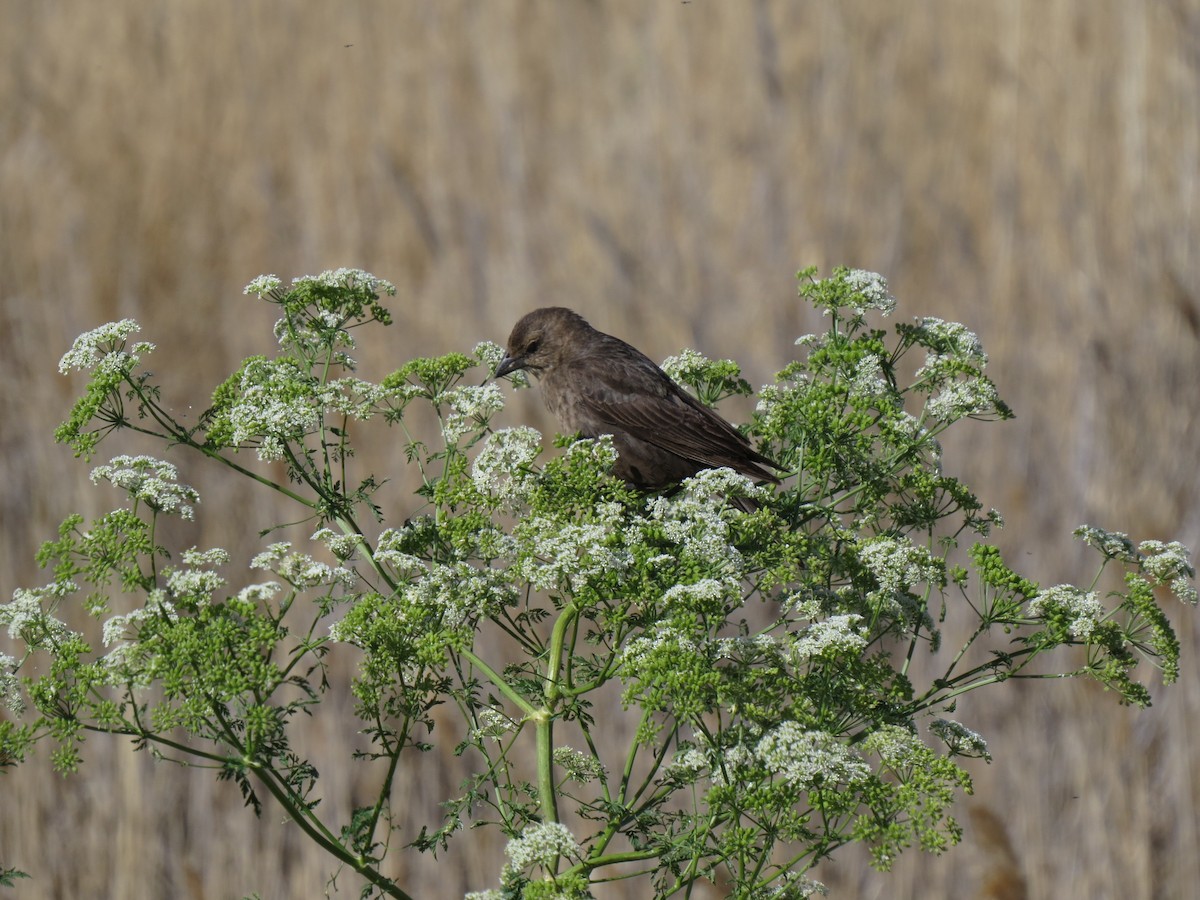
[495,307,781,493]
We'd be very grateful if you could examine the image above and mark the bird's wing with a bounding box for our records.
[563,352,780,482]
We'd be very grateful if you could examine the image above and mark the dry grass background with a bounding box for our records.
[1,1,1198,897]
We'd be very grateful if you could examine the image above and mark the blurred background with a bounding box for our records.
[2,2,1198,897]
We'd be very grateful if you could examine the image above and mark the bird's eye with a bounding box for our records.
[526,338,541,354]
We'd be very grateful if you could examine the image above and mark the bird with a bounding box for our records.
[494,307,781,497]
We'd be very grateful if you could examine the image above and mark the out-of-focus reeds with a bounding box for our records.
[1,2,1197,897]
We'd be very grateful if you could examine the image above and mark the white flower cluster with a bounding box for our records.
[472,340,506,374]
[842,269,897,316]
[373,527,435,575]
[0,653,23,714]
[1081,529,1200,608]
[755,723,871,788]
[1,582,77,647]
[471,426,543,503]
[290,267,396,297]
[59,319,155,375]
[311,527,363,561]
[90,455,200,520]
[912,317,986,368]
[860,723,929,767]
[666,736,758,787]
[405,561,516,630]
[471,707,518,741]
[165,549,230,604]
[243,274,283,296]
[440,383,505,444]
[848,353,891,402]
[858,536,942,619]
[648,468,763,570]
[1138,539,1198,604]
[662,578,740,614]
[929,718,991,760]
[1029,584,1106,640]
[750,873,828,898]
[716,632,787,661]
[1073,524,1138,561]
[231,582,283,613]
[504,821,582,871]
[553,746,605,783]
[273,313,358,361]
[514,514,631,593]
[791,614,867,661]
[101,589,177,653]
[226,357,320,461]
[251,542,356,590]
[660,348,736,390]
[319,377,390,420]
[907,317,1001,421]
[620,625,703,675]
[924,378,1000,422]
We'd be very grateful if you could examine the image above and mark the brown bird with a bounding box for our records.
[495,307,781,495]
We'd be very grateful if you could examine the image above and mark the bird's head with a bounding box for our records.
[495,307,589,378]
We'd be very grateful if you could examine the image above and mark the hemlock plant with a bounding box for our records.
[1,267,1193,899]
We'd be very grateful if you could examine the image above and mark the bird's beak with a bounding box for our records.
[495,355,523,378]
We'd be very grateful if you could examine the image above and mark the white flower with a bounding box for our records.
[291,268,396,297]
[440,383,505,444]
[755,724,870,788]
[648,468,763,572]
[1030,584,1106,640]
[471,427,543,501]
[912,317,986,368]
[312,528,362,561]
[791,614,867,661]
[59,319,154,374]
[930,718,991,760]
[250,543,293,569]
[226,358,321,460]
[858,536,943,621]
[471,707,518,741]
[553,746,605,783]
[232,582,282,612]
[1,584,76,645]
[1138,539,1198,604]
[243,274,282,296]
[166,566,226,603]
[473,340,506,373]
[319,377,387,420]
[620,626,703,672]
[848,353,890,401]
[662,578,739,614]
[1073,525,1137,560]
[405,562,516,629]
[515,513,631,592]
[0,653,23,714]
[843,269,896,315]
[182,547,230,568]
[660,348,733,387]
[667,743,711,780]
[504,822,582,871]
[925,378,1000,421]
[90,455,200,520]
[249,543,355,590]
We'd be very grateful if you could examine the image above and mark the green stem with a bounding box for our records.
[459,648,536,717]
[535,707,559,824]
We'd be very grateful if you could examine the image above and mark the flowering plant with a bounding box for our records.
[1,267,1193,898]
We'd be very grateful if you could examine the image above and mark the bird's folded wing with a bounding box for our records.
[566,356,779,479]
